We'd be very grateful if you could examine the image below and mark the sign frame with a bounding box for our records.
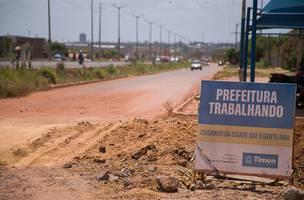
[193,80,297,182]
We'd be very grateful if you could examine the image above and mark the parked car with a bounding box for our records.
[191,59,202,70]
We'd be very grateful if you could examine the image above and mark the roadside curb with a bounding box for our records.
[46,67,188,91]
[48,79,109,90]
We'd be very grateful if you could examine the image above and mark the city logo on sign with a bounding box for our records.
[242,153,278,169]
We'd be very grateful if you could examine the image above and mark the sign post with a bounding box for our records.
[195,80,296,180]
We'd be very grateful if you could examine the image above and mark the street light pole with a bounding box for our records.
[132,14,143,59]
[99,2,102,49]
[145,20,156,61]
[235,23,239,50]
[112,4,127,58]
[174,33,177,58]
[48,0,51,61]
[167,30,171,56]
[158,24,165,57]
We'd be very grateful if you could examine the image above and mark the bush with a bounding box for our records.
[56,62,65,72]
[106,65,117,75]
[134,63,147,74]
[94,68,106,79]
[28,61,32,69]
[39,67,57,84]
[0,69,48,98]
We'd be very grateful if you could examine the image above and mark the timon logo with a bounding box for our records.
[242,153,278,169]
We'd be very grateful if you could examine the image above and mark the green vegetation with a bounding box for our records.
[39,67,57,84]
[213,65,289,80]
[214,30,304,70]
[0,62,188,98]
[225,48,239,65]
[95,50,123,59]
[0,68,49,98]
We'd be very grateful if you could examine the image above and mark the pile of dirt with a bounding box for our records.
[1,117,303,199]
[71,118,197,193]
[60,117,303,199]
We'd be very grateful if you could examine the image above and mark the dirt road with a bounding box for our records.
[0,64,220,164]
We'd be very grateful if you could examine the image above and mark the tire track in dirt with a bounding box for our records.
[14,122,122,167]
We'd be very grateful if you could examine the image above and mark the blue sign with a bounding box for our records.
[242,153,278,169]
[199,81,297,129]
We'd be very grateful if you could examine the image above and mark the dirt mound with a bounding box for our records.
[1,117,304,199]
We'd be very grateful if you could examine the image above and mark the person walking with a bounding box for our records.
[78,50,84,65]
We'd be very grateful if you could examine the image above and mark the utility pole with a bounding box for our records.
[99,2,102,49]
[48,0,51,61]
[90,0,94,61]
[235,23,239,50]
[179,35,182,58]
[145,20,156,61]
[158,24,165,57]
[202,32,204,43]
[167,30,171,56]
[132,14,143,59]
[112,4,127,58]
[174,33,177,58]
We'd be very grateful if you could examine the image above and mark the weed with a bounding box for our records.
[163,101,174,117]
[94,68,106,79]
[56,62,65,73]
[106,64,117,75]
[39,67,57,84]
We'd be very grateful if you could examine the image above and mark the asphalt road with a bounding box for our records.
[0,60,128,69]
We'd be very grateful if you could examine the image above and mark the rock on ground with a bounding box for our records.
[156,175,179,193]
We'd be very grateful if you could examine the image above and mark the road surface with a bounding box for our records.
[0,60,128,69]
[0,64,221,164]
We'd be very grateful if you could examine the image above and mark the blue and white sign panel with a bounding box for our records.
[195,80,296,178]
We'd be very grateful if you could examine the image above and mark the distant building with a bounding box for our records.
[0,35,47,59]
[79,33,87,43]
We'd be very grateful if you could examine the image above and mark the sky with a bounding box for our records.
[0,0,270,43]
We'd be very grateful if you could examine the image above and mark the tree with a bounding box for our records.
[50,42,68,57]
[225,48,239,64]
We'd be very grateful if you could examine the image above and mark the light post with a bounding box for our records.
[112,4,127,58]
[132,14,143,59]
[167,30,171,57]
[145,20,156,61]
[158,24,165,57]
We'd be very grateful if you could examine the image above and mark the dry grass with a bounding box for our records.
[163,101,175,117]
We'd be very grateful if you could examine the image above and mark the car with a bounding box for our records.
[191,60,202,70]
[124,55,130,62]
[218,60,224,66]
[155,57,161,63]
[53,53,64,61]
